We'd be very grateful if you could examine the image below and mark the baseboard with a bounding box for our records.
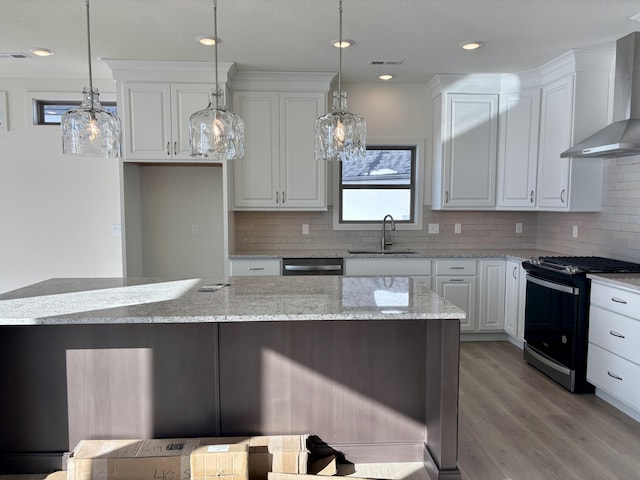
[594,388,640,423]
[423,444,462,480]
[506,335,524,349]
[330,442,426,463]
[0,452,64,475]
[460,332,508,342]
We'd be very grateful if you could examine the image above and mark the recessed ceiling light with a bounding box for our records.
[331,39,355,48]
[461,41,484,51]
[196,35,219,46]
[31,48,54,57]
[379,74,394,81]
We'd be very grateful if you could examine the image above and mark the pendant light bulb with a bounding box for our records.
[189,0,244,160]
[61,0,121,158]
[314,0,366,162]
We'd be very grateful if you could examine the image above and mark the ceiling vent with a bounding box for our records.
[369,60,403,66]
[0,53,30,59]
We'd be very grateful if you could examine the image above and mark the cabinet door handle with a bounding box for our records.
[248,267,265,271]
[560,188,566,203]
[166,142,171,156]
[276,191,279,204]
[282,191,286,204]
[174,142,177,156]
[445,191,449,203]
[512,265,518,279]
[611,296,627,304]
[530,190,534,204]
[450,266,465,270]
[449,278,465,282]
[607,371,623,381]
[609,330,625,339]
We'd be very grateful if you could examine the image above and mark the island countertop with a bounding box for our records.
[0,275,465,326]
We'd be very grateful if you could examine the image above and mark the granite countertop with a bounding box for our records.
[0,276,465,326]
[587,273,640,293]
[229,248,560,261]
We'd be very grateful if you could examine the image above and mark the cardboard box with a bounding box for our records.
[67,438,248,480]
[191,443,249,480]
[45,472,68,480]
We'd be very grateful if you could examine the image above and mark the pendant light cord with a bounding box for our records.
[214,0,220,110]
[85,0,94,109]
[338,0,343,108]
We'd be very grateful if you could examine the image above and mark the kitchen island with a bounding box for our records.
[0,276,465,480]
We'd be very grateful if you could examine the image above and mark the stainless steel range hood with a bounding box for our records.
[561,32,640,158]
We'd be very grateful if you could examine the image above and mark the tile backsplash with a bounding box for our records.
[234,157,640,261]
[234,209,538,252]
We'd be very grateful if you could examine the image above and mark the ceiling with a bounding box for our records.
[2,0,640,84]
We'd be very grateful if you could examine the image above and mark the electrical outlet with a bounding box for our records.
[111,224,121,236]
[454,223,462,234]
[192,224,200,235]
[515,222,523,234]
[572,225,578,238]
[302,224,309,235]
[428,223,440,234]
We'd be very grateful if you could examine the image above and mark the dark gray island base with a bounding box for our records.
[0,276,465,479]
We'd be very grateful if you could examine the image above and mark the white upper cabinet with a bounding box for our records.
[121,82,212,162]
[230,72,332,210]
[430,85,499,209]
[536,51,612,211]
[497,88,541,209]
[105,59,236,164]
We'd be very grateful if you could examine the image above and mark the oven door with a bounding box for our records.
[524,273,580,369]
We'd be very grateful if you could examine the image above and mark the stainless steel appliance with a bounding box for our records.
[282,257,344,275]
[522,256,640,392]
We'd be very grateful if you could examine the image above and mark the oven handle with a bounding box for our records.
[526,274,580,295]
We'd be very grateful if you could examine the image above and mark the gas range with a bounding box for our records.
[525,256,640,276]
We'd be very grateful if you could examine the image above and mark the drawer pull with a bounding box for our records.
[449,266,465,270]
[248,267,265,271]
[449,278,465,282]
[611,296,628,304]
[607,371,623,381]
[609,330,626,339]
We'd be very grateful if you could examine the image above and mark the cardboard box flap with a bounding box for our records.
[71,439,143,459]
[250,435,309,453]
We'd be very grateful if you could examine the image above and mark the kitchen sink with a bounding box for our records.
[347,250,418,255]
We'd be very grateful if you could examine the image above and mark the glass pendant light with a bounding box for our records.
[314,0,366,162]
[61,0,121,158]
[189,0,244,160]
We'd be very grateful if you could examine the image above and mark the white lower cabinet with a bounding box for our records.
[587,281,640,416]
[478,260,505,331]
[504,259,526,339]
[229,259,281,276]
[435,259,477,332]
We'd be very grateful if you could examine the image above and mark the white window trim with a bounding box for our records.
[25,91,117,131]
[0,91,7,133]
[332,137,425,231]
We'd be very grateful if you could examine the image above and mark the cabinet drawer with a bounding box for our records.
[589,305,640,365]
[345,258,431,276]
[435,259,477,275]
[587,344,640,412]
[590,282,640,318]
[230,259,281,276]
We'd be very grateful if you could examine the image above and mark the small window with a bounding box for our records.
[339,146,416,223]
[33,100,117,125]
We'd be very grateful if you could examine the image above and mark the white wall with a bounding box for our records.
[0,77,123,294]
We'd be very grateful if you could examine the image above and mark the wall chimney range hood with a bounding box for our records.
[561,32,640,159]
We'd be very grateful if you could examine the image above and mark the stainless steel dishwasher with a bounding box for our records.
[282,257,344,275]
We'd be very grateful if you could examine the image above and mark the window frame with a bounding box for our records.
[339,145,417,224]
[33,100,118,126]
[25,91,117,131]
[332,138,425,231]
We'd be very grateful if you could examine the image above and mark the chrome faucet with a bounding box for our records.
[381,214,396,250]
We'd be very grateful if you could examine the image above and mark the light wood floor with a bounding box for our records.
[458,341,640,480]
